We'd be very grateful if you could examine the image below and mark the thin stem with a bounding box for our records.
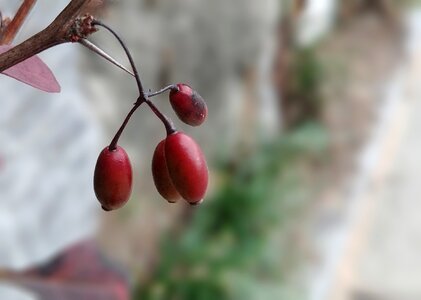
[145,99,176,135]
[92,20,144,96]
[147,84,178,98]
[93,20,176,142]
[1,0,37,45]
[109,101,142,151]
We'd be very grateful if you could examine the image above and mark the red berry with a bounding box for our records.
[93,146,133,211]
[165,132,208,204]
[169,83,207,126]
[152,139,181,203]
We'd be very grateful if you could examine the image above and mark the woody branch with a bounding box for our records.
[0,0,99,72]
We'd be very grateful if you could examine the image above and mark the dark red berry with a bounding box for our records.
[93,146,133,211]
[165,132,208,204]
[169,83,207,126]
[152,139,181,203]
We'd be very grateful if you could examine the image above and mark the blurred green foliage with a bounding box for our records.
[396,0,421,8]
[134,123,328,300]
[292,47,323,100]
[283,46,325,128]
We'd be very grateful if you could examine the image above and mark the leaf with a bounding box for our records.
[0,45,61,93]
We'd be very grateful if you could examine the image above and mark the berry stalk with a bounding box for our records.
[147,84,178,98]
[92,20,147,149]
[92,20,144,97]
[145,99,176,135]
[108,100,142,151]
[93,20,177,145]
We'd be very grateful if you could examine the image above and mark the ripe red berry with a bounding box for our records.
[152,139,181,203]
[164,132,208,204]
[93,146,133,211]
[169,83,207,126]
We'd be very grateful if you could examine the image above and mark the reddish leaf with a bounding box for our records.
[0,45,61,93]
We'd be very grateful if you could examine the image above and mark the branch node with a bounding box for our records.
[67,14,97,42]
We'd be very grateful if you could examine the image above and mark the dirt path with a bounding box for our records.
[351,14,421,298]
[315,9,421,300]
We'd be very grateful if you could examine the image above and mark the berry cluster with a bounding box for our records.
[91,21,208,211]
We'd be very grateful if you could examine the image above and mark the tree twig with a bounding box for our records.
[1,0,37,45]
[0,0,98,72]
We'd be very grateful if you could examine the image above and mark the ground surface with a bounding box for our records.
[309,8,421,300]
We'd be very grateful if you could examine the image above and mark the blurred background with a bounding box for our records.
[2,0,421,299]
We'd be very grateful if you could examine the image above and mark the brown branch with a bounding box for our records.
[0,0,98,72]
[1,0,37,45]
